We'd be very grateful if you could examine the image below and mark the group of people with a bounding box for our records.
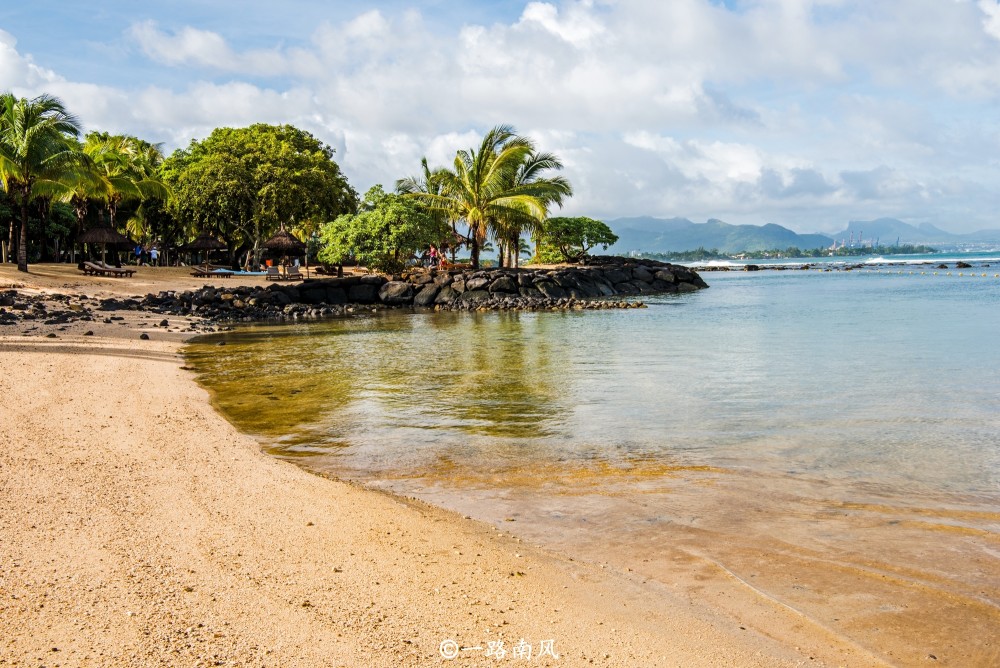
[422,244,448,268]
[133,245,160,266]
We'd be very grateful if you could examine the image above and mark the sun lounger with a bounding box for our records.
[284,266,304,281]
[81,261,135,277]
[264,266,283,281]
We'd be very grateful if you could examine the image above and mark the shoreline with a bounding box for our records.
[0,265,885,666]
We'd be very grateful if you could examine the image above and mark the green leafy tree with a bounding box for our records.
[0,92,84,271]
[403,125,571,269]
[536,216,619,263]
[164,124,357,266]
[319,185,446,274]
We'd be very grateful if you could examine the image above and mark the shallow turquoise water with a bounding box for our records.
[188,267,1000,502]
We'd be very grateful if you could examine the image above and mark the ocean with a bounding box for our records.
[186,254,1000,665]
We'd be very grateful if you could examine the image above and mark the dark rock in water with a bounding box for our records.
[348,283,379,304]
[139,333,150,340]
[489,275,518,293]
[651,279,679,292]
[379,281,415,305]
[300,286,329,304]
[466,276,490,291]
[84,330,94,336]
[46,332,57,338]
[324,287,348,304]
[435,286,457,304]
[159,319,169,327]
[937,264,948,269]
[0,291,15,307]
[413,284,440,307]
[956,261,972,269]
[744,264,761,271]
[458,289,491,303]
[535,281,567,299]
[604,269,630,284]
[632,267,654,282]
[519,286,543,299]
[654,269,675,283]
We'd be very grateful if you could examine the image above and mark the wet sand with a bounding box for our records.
[382,464,1000,667]
[1,264,892,666]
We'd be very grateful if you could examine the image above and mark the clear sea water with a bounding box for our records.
[186,254,1000,665]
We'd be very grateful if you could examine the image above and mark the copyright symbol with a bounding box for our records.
[439,639,460,659]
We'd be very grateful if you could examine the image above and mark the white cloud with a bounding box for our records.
[6,2,1000,232]
[980,0,1000,41]
[0,29,62,90]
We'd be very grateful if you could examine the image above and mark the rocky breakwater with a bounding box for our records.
[374,257,708,312]
[81,258,707,325]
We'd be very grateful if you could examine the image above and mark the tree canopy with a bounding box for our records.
[163,123,357,264]
[318,185,446,274]
[536,216,619,263]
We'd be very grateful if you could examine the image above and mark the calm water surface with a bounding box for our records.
[187,266,1000,665]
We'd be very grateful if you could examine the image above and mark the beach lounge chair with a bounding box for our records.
[265,266,282,281]
[284,266,304,281]
[98,262,135,277]
[81,261,135,277]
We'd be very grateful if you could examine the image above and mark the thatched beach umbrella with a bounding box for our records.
[78,225,134,267]
[181,232,227,270]
[264,225,307,273]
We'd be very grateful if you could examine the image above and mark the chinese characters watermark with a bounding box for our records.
[439,638,559,661]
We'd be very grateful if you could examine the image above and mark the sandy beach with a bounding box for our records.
[0,264,887,667]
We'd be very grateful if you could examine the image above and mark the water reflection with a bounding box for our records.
[186,311,574,467]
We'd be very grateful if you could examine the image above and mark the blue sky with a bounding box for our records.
[4,0,1000,235]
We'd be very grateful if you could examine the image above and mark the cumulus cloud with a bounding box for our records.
[0,29,62,90]
[6,1,1000,231]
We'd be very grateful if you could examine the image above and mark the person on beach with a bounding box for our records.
[150,247,159,266]
[134,244,143,265]
[429,245,439,268]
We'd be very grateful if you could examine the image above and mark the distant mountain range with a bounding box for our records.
[605,216,1000,254]
[828,218,1000,246]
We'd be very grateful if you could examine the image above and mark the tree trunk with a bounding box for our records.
[470,237,480,269]
[18,198,29,272]
[38,201,51,262]
[7,219,15,264]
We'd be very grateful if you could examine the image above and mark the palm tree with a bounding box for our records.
[402,126,572,269]
[0,93,83,271]
[396,157,461,254]
[83,132,169,239]
[503,150,572,268]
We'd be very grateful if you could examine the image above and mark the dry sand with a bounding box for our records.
[0,264,886,667]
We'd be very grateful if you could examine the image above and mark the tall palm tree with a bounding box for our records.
[83,132,169,238]
[0,92,83,271]
[497,150,572,268]
[402,126,572,269]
